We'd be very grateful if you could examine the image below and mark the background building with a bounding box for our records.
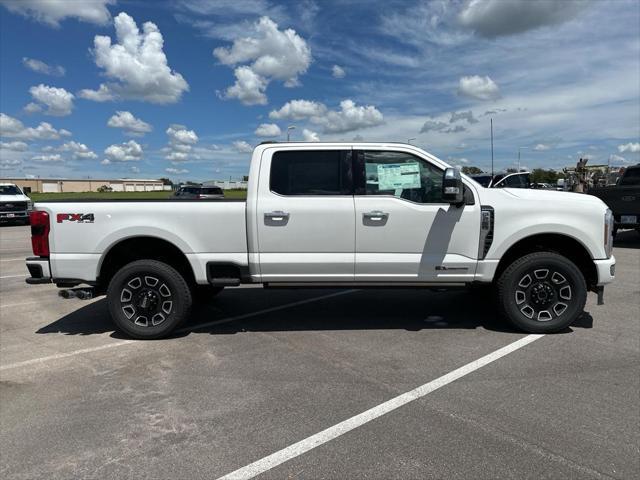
[0,178,168,193]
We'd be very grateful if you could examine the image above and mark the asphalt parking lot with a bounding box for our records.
[1,224,638,480]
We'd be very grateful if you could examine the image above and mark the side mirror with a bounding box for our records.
[442,167,464,204]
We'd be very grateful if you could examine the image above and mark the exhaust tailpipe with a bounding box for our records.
[59,288,94,300]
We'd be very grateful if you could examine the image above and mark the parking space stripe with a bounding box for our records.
[0,257,25,262]
[0,290,355,371]
[216,334,545,480]
[0,274,26,279]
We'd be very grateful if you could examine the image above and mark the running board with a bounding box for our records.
[264,282,468,289]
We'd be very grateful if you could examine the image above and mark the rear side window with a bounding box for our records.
[270,150,352,195]
[202,187,223,194]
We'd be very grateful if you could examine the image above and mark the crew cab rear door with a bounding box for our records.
[353,148,480,282]
[256,148,355,282]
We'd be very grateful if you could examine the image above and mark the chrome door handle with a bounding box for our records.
[264,211,290,221]
[363,211,388,221]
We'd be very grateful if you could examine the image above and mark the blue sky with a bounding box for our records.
[0,0,639,182]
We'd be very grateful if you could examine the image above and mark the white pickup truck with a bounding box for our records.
[25,143,616,339]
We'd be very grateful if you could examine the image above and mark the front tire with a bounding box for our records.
[497,252,587,333]
[107,260,192,339]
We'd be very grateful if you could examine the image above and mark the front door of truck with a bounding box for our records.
[353,148,480,282]
[256,148,355,282]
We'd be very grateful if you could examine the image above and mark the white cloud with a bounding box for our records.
[420,119,449,133]
[0,141,28,151]
[0,113,69,140]
[332,65,345,79]
[458,75,500,101]
[321,100,384,133]
[107,111,152,136]
[233,140,253,153]
[29,84,74,116]
[79,12,189,104]
[618,142,640,153]
[103,140,143,162]
[269,99,384,134]
[0,0,114,27]
[533,143,551,151]
[23,102,43,114]
[609,154,627,164]
[22,57,65,76]
[458,0,588,38]
[167,124,198,145]
[214,16,311,104]
[302,129,319,142]
[31,154,63,162]
[130,166,140,174]
[166,167,189,174]
[254,123,281,137]
[269,99,326,120]
[165,124,198,162]
[219,66,268,105]
[59,141,98,159]
[0,158,22,169]
[449,110,478,124]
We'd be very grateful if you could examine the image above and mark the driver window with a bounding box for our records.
[363,150,444,203]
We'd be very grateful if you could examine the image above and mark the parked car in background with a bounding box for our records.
[470,171,531,189]
[588,164,640,234]
[0,183,32,224]
[532,182,553,189]
[174,185,225,199]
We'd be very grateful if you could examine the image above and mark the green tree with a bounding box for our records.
[461,166,484,174]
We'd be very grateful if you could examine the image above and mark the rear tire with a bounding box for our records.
[107,259,192,339]
[497,252,587,333]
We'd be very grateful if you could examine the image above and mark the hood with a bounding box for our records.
[476,187,609,213]
[0,194,30,202]
[501,188,607,208]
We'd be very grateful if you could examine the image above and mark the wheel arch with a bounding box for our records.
[97,236,196,292]
[494,233,597,289]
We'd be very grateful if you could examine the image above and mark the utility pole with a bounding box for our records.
[518,146,528,171]
[490,118,494,177]
[287,125,296,141]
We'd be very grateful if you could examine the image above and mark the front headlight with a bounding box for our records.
[604,208,614,258]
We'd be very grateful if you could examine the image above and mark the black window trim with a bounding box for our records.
[268,149,354,197]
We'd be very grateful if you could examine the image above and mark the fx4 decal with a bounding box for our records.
[57,213,95,223]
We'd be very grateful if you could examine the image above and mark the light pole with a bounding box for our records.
[518,146,528,171]
[407,137,416,144]
[287,125,296,142]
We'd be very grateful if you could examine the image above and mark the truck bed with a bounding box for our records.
[34,200,249,282]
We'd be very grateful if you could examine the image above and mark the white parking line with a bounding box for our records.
[1,300,44,309]
[216,334,545,480]
[0,257,25,262]
[0,274,26,279]
[0,290,355,371]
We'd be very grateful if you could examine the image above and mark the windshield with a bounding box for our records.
[620,168,640,186]
[201,187,223,194]
[471,175,492,187]
[0,185,22,195]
